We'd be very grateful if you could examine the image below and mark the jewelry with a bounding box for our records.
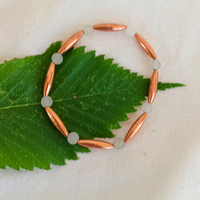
[41,23,160,150]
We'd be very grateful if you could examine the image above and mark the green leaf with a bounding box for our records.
[157,82,185,91]
[0,42,184,171]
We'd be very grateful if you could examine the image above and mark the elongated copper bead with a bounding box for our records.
[58,30,84,54]
[148,70,158,103]
[124,113,148,143]
[43,62,55,97]
[93,23,127,31]
[78,139,114,150]
[45,107,69,137]
[134,33,157,59]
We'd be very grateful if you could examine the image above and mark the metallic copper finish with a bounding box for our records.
[93,23,127,31]
[148,70,158,103]
[58,30,84,54]
[134,33,157,59]
[78,139,114,150]
[45,107,69,137]
[43,62,55,97]
[124,113,148,143]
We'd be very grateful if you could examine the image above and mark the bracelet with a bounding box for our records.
[41,23,160,150]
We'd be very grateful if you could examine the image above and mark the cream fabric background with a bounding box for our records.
[0,0,200,199]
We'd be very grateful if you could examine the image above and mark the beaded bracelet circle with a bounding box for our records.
[41,23,160,150]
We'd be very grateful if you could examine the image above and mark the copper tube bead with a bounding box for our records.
[58,30,84,54]
[45,107,69,137]
[134,33,157,59]
[43,62,55,97]
[93,23,127,31]
[124,113,148,143]
[78,139,114,150]
[148,70,158,104]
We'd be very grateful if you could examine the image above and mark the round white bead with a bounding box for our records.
[83,25,93,35]
[41,96,53,108]
[113,137,125,149]
[67,132,79,145]
[52,53,63,65]
[150,59,161,70]
[141,102,153,113]
[124,25,136,38]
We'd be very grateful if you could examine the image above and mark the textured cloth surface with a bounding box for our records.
[0,0,200,200]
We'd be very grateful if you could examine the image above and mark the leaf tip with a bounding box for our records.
[157,82,185,91]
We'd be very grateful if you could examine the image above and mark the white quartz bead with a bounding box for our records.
[113,137,125,149]
[83,25,93,35]
[141,101,153,113]
[150,59,161,70]
[41,96,53,108]
[67,132,79,145]
[124,25,136,38]
[52,53,63,65]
